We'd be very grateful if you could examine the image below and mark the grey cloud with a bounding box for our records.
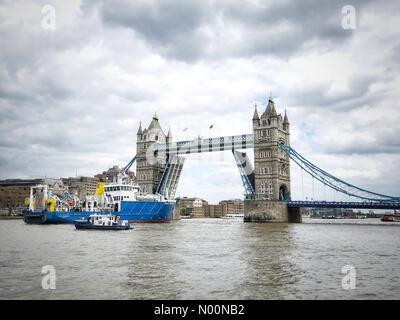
[102,0,207,43]
[283,72,394,112]
[387,40,400,71]
[281,70,399,157]
[222,0,354,48]
[324,125,400,155]
[97,0,374,62]
[99,0,210,61]
[326,142,400,155]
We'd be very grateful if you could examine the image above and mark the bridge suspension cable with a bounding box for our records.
[277,141,400,203]
[122,155,137,174]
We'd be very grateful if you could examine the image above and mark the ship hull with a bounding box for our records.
[23,200,175,224]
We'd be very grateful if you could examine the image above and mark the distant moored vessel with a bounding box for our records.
[381,214,400,222]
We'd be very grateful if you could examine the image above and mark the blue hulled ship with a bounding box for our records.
[23,176,175,224]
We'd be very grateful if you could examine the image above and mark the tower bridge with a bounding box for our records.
[126,96,400,222]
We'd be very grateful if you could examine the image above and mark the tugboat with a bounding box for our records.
[74,214,132,230]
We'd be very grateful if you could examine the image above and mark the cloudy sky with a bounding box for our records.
[0,0,399,203]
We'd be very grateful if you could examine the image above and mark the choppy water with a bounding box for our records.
[0,218,399,300]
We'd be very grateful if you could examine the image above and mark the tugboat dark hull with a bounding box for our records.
[23,213,47,224]
[74,221,132,230]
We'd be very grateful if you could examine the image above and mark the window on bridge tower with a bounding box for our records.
[266,180,274,194]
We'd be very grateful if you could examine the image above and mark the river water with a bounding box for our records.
[0,218,399,300]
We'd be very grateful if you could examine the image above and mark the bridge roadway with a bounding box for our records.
[151,134,254,155]
[287,201,400,210]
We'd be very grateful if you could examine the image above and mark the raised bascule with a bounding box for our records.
[124,95,400,223]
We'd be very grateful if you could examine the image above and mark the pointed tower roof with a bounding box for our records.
[148,112,162,130]
[137,121,143,135]
[283,109,289,124]
[253,103,260,120]
[167,126,172,140]
[265,95,271,114]
[266,95,277,117]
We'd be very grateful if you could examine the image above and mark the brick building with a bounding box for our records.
[0,178,64,213]
[175,197,208,218]
[95,165,135,182]
[175,197,244,219]
[204,204,224,218]
[220,199,244,215]
[62,176,100,200]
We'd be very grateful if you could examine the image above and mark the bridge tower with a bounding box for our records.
[252,96,291,201]
[136,113,168,194]
[245,95,298,223]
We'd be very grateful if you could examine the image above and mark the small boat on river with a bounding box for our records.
[74,214,132,230]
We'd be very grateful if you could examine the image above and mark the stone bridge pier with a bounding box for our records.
[244,200,302,223]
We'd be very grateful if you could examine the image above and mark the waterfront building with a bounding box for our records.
[0,178,64,212]
[95,165,135,182]
[176,197,208,208]
[174,197,244,218]
[219,199,244,215]
[204,204,224,218]
[175,197,209,218]
[61,176,100,200]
